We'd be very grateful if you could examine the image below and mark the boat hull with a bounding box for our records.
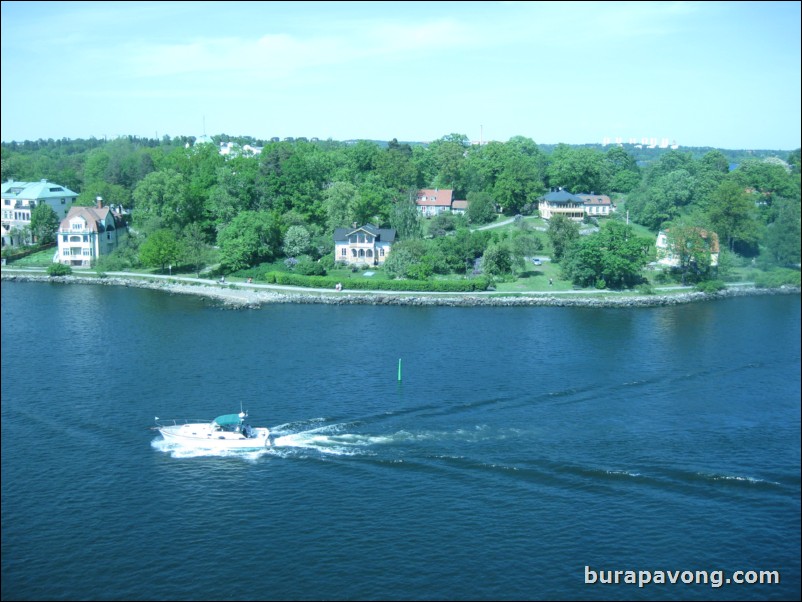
[158,423,271,450]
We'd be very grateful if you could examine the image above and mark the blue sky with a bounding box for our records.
[2,1,800,149]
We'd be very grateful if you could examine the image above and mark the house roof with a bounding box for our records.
[416,188,453,207]
[451,200,468,210]
[576,193,612,206]
[1,179,78,200]
[333,223,396,243]
[59,205,118,233]
[541,190,583,204]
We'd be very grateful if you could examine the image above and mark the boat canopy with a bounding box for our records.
[213,414,244,426]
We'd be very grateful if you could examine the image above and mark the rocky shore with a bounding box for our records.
[3,272,799,309]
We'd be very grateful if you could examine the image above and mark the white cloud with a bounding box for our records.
[126,18,472,81]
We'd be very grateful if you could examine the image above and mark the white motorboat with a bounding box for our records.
[155,411,271,450]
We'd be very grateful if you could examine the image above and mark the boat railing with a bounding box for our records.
[154,418,214,428]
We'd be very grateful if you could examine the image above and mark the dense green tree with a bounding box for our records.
[605,146,641,193]
[466,191,496,224]
[30,203,60,244]
[207,157,260,229]
[562,220,651,288]
[217,210,282,272]
[547,213,581,261]
[131,169,189,232]
[729,159,798,204]
[383,245,419,279]
[661,217,719,283]
[324,181,358,231]
[481,242,513,276]
[282,225,311,257]
[389,196,422,240]
[77,181,131,208]
[181,222,213,277]
[546,145,611,194]
[707,179,761,253]
[139,228,181,272]
[424,134,470,194]
[764,197,801,266]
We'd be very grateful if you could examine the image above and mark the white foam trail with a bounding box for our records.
[150,437,269,461]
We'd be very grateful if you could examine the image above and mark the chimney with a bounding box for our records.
[96,196,103,209]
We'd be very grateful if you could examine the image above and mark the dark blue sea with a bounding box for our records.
[1,282,800,601]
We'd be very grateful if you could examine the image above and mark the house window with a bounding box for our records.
[341,248,346,256]
[366,249,373,257]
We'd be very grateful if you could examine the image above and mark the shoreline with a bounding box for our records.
[3,272,799,309]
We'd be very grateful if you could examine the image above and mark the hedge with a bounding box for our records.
[261,271,492,292]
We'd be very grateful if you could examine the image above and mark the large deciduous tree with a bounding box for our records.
[562,220,651,289]
[217,210,282,272]
[139,229,181,272]
[764,197,801,266]
[707,179,761,254]
[30,203,60,244]
[547,213,580,262]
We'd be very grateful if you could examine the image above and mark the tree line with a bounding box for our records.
[2,134,799,286]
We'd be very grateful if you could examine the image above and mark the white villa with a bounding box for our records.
[415,189,469,217]
[54,198,128,268]
[333,223,395,267]
[538,189,616,221]
[2,179,78,247]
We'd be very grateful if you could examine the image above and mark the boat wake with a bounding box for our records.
[151,418,498,460]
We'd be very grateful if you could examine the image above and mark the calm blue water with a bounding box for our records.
[1,282,800,601]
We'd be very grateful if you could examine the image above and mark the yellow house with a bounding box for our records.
[538,189,585,221]
[333,223,395,266]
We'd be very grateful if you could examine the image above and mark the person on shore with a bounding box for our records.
[335,282,342,291]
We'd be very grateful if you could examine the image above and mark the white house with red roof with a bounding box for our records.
[415,189,455,217]
[54,198,127,267]
[576,193,616,217]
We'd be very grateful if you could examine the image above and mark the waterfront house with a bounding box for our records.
[333,223,395,266]
[54,198,128,268]
[655,228,720,268]
[1,179,78,247]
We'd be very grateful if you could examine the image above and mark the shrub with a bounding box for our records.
[47,263,73,276]
[296,258,326,276]
[754,269,801,288]
[695,280,727,293]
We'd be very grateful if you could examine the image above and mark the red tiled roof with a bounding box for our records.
[416,189,453,207]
